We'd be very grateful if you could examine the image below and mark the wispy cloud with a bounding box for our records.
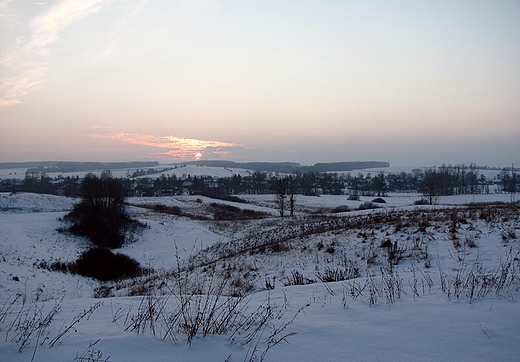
[0,0,17,29]
[92,132,244,160]
[89,125,114,130]
[0,0,113,108]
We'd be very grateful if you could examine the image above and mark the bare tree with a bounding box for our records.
[276,178,288,217]
[287,176,297,217]
[420,168,442,205]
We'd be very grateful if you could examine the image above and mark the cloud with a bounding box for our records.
[0,0,17,29]
[92,132,244,160]
[0,68,45,106]
[0,0,113,108]
[89,125,114,130]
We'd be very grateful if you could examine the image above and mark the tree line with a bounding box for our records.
[1,164,517,204]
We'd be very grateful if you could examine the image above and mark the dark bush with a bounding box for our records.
[201,190,248,203]
[240,208,269,219]
[153,204,183,215]
[210,202,268,220]
[372,197,386,203]
[358,202,378,210]
[62,172,145,248]
[414,198,430,205]
[331,205,350,213]
[380,239,393,248]
[75,248,142,281]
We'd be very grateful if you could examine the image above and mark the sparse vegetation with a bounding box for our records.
[1,189,519,361]
[0,294,103,362]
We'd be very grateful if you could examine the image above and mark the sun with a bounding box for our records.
[195,152,202,160]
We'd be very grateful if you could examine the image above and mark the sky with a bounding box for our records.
[0,0,519,167]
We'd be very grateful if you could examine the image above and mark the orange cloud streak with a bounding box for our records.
[92,132,241,160]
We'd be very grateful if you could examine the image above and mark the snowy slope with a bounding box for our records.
[0,192,519,361]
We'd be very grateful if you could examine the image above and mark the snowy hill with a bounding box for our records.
[0,192,519,361]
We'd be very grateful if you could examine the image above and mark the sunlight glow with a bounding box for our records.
[92,132,241,161]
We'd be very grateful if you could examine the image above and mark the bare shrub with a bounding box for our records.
[315,265,360,283]
[438,247,520,303]
[364,246,379,267]
[264,275,276,290]
[3,295,64,360]
[121,274,303,360]
[240,293,303,362]
[386,241,405,265]
[229,275,255,297]
[380,266,405,304]
[124,290,171,340]
[1,296,103,362]
[284,270,316,286]
[409,263,433,298]
[464,234,479,248]
[73,339,110,362]
[50,301,104,347]
[500,222,517,242]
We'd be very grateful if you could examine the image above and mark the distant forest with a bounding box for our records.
[0,161,160,174]
[1,163,517,205]
[181,160,390,173]
[0,160,387,174]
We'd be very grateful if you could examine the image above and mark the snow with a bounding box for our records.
[0,193,77,213]
[1,192,519,361]
[1,164,508,181]
[0,165,253,180]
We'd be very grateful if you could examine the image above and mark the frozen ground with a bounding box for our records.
[0,192,519,361]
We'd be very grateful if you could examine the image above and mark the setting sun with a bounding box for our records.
[195,152,202,160]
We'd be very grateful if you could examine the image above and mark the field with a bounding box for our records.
[1,191,519,361]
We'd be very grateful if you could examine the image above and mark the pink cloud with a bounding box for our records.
[92,132,243,161]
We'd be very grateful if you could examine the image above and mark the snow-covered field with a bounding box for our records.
[0,164,507,181]
[0,165,253,180]
[1,192,519,361]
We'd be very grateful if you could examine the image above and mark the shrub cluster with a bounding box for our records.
[209,202,269,220]
[55,172,145,281]
[50,248,142,281]
[75,248,142,281]
[62,172,145,248]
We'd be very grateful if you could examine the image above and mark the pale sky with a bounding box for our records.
[1,0,519,167]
